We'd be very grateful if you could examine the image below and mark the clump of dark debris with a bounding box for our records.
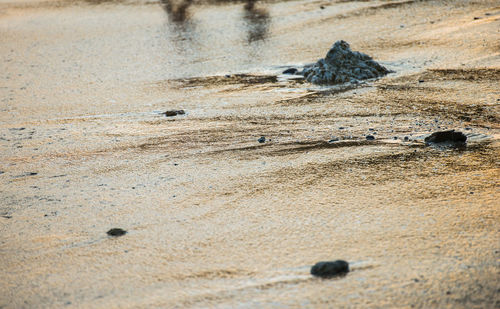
[300,40,390,85]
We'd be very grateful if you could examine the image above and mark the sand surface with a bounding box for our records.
[1,0,499,308]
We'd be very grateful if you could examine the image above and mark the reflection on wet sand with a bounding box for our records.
[160,0,194,22]
[243,0,270,43]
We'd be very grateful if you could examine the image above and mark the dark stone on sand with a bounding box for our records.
[424,130,466,146]
[404,136,409,141]
[107,228,127,237]
[14,172,37,178]
[366,135,375,140]
[258,136,266,143]
[328,137,339,143]
[163,110,185,117]
[1,215,12,219]
[301,40,390,85]
[311,260,349,278]
[283,68,298,75]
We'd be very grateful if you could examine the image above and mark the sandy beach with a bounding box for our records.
[1,0,499,307]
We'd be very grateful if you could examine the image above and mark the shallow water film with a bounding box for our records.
[1,0,499,308]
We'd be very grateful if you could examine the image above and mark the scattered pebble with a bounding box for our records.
[366,135,375,140]
[107,228,127,237]
[282,68,298,75]
[258,136,266,143]
[163,110,185,117]
[328,137,339,143]
[311,260,349,278]
[14,172,37,178]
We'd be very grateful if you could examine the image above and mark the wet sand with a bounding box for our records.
[1,0,499,308]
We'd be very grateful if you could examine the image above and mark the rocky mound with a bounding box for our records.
[301,40,390,85]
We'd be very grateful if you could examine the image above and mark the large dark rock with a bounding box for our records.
[424,130,467,146]
[301,40,390,85]
[311,260,349,278]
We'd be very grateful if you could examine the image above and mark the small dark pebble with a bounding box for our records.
[311,260,349,278]
[473,17,481,20]
[225,74,231,78]
[470,192,474,194]
[282,68,298,75]
[320,5,325,9]
[413,278,419,282]
[424,130,467,145]
[15,172,37,178]
[107,228,127,237]
[1,215,12,219]
[485,12,491,16]
[446,291,451,295]
[418,80,424,83]
[365,135,375,140]
[338,127,345,130]
[328,137,339,143]
[393,136,398,140]
[404,136,409,141]
[163,110,185,117]
[258,136,266,143]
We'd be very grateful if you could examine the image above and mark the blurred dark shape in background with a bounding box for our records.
[243,0,270,43]
[160,0,194,22]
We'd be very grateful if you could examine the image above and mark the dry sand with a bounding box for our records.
[1,0,499,308]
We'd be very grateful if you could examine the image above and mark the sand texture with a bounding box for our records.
[1,0,499,308]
